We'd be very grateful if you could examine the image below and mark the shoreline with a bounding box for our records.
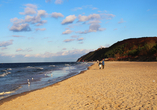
[0,61,157,109]
[0,63,94,106]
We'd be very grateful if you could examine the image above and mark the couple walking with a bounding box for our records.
[98,59,105,69]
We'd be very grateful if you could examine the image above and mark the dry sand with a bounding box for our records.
[0,61,157,110]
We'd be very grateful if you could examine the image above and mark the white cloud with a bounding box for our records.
[35,28,46,31]
[0,40,13,47]
[16,48,32,52]
[25,4,37,9]
[27,49,33,52]
[78,13,115,22]
[60,49,93,56]
[89,24,100,32]
[99,28,106,31]
[10,11,47,31]
[76,30,89,34]
[67,23,82,29]
[61,15,77,25]
[62,29,72,34]
[10,23,31,32]
[10,17,25,24]
[51,12,64,18]
[88,20,101,24]
[25,15,47,25]
[10,4,48,32]
[78,14,101,22]
[37,10,48,17]
[12,35,25,37]
[55,0,63,4]
[0,49,93,62]
[101,13,115,20]
[63,39,75,43]
[118,18,126,24]
[35,20,47,26]
[24,52,53,58]
[24,15,41,23]
[10,17,31,32]
[76,23,106,34]
[24,49,92,58]
[16,48,23,52]
[0,52,16,58]
[77,37,84,41]
[76,12,111,34]
[25,15,36,22]
[19,7,36,15]
[19,4,37,15]
[72,7,83,11]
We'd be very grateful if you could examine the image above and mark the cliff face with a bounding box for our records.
[77,37,157,62]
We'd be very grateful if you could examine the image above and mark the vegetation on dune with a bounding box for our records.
[77,37,157,62]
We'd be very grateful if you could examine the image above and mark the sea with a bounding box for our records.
[0,62,93,100]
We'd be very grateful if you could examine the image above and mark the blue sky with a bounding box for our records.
[0,0,157,63]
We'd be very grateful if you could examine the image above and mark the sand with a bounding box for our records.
[0,61,157,110]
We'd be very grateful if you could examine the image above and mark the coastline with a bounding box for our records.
[0,62,94,106]
[0,61,157,109]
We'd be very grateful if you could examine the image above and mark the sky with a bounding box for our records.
[0,0,157,63]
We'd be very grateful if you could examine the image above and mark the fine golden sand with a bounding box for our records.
[0,61,157,110]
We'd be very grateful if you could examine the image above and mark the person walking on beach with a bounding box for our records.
[102,59,105,69]
[97,60,99,66]
[99,61,102,69]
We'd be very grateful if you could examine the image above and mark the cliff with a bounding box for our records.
[77,37,157,62]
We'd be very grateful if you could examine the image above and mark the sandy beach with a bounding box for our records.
[0,61,157,110]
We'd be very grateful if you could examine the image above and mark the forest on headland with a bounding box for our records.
[77,37,157,62]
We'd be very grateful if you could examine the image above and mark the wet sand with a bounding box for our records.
[0,61,157,110]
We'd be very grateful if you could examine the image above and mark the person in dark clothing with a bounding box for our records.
[102,59,105,69]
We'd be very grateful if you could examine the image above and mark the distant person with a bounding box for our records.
[97,60,99,65]
[102,59,105,69]
[99,61,102,69]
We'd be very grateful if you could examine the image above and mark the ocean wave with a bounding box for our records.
[49,65,55,67]
[1,69,7,72]
[7,68,12,70]
[0,72,11,77]
[36,67,43,70]
[65,64,70,66]
[26,66,43,70]
[0,86,21,96]
[0,73,7,77]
